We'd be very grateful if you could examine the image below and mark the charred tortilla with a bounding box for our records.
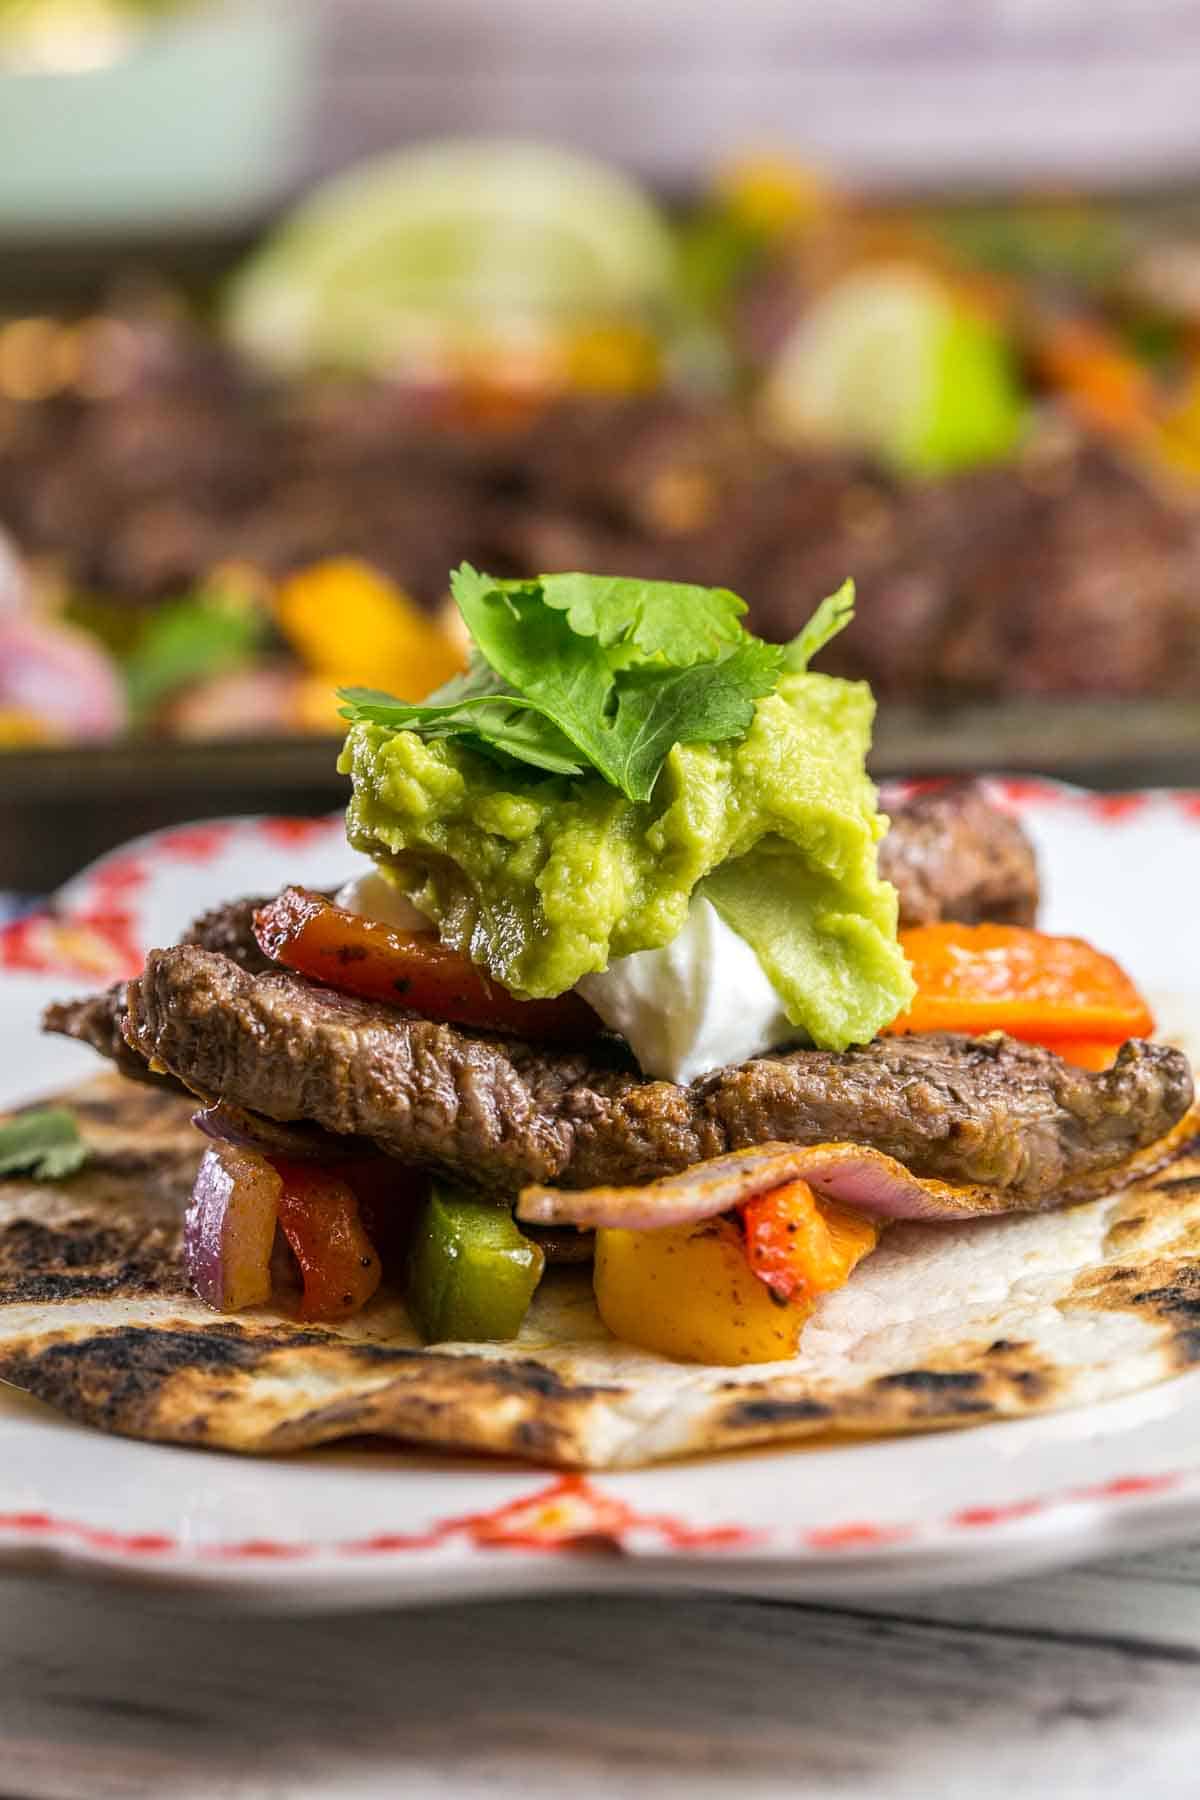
[2,1072,1199,1470]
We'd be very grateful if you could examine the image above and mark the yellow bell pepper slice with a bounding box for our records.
[594,1187,879,1367]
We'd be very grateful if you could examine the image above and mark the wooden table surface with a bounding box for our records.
[5,1544,1200,1799]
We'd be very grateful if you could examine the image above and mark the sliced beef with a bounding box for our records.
[43,894,277,1086]
[182,896,276,973]
[42,784,1038,1080]
[41,984,160,1086]
[878,780,1039,927]
[124,946,1192,1208]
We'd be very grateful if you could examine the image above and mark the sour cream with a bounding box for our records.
[339,869,794,1085]
[334,868,431,933]
[578,897,798,1085]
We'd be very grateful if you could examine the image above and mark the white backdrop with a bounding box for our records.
[308,0,1200,189]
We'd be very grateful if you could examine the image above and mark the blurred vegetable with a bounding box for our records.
[0,614,127,740]
[0,708,48,745]
[678,156,833,319]
[717,155,834,241]
[165,667,308,740]
[1029,312,1155,437]
[123,578,268,722]
[761,265,1026,475]
[274,558,463,702]
[931,198,1129,290]
[224,139,677,385]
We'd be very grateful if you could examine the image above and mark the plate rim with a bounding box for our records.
[2,775,1199,1605]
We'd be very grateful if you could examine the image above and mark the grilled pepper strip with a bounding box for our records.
[255,887,599,1041]
[273,1161,383,1321]
[890,923,1154,1048]
[740,1179,880,1303]
[406,1185,545,1343]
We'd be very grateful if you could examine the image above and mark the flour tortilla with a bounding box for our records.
[1,1072,1198,1469]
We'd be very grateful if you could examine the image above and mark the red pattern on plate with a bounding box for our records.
[1073,1473,1181,1500]
[436,1476,761,1553]
[0,1468,1187,1567]
[81,856,149,902]
[951,1500,1045,1528]
[258,816,343,848]
[0,907,143,980]
[156,824,236,863]
[1087,793,1149,822]
[803,1523,913,1550]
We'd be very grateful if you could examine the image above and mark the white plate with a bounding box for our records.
[1,781,1199,1611]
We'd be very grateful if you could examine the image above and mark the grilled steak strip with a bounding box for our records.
[42,895,278,1087]
[877,780,1038,927]
[124,945,1192,1207]
[181,896,278,973]
[42,982,153,1083]
[42,782,1040,1078]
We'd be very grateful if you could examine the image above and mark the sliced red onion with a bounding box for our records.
[192,1102,351,1163]
[0,616,127,739]
[518,1140,1000,1233]
[184,1144,282,1313]
[0,529,29,617]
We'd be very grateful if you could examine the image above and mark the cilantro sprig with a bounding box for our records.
[340,568,854,805]
[0,1109,88,1182]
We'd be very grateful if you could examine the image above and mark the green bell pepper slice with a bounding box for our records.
[406,1184,545,1343]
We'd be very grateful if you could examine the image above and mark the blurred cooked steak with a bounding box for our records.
[877,780,1038,927]
[123,945,1192,1205]
[3,305,1198,704]
[181,896,277,973]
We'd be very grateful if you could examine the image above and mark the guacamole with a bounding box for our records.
[339,668,915,1052]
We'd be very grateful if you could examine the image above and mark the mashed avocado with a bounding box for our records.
[339,669,914,1052]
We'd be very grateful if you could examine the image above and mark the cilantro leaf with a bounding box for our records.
[535,572,748,666]
[342,565,836,804]
[0,1109,88,1181]
[604,636,782,800]
[781,580,855,673]
[452,572,780,802]
[340,657,584,777]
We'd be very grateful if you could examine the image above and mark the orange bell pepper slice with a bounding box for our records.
[273,1161,383,1322]
[1048,1038,1121,1071]
[740,1179,880,1304]
[890,923,1153,1051]
[255,888,600,1043]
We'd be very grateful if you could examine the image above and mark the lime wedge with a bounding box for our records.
[225,138,678,378]
[760,265,1025,475]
